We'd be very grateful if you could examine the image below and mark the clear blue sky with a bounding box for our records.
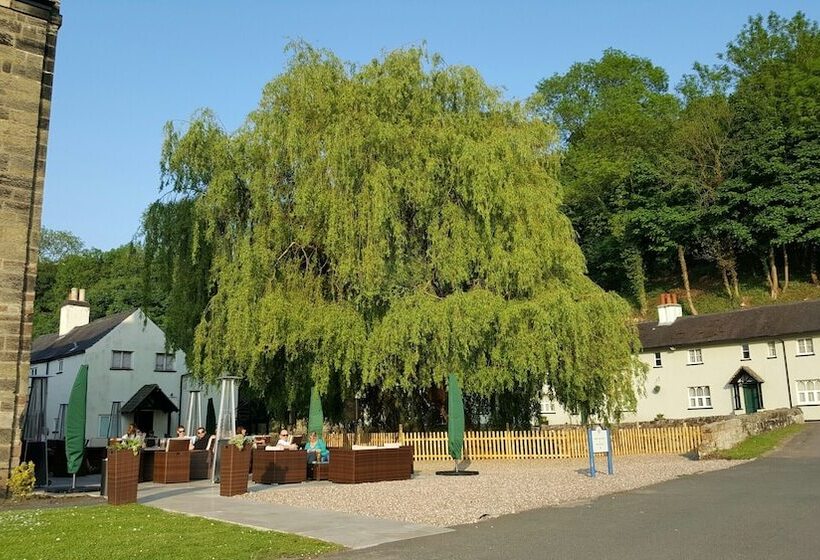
[43,1,817,250]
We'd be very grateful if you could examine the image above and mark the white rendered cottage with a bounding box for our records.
[540,297,820,424]
[28,290,220,454]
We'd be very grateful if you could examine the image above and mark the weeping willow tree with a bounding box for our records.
[144,43,643,424]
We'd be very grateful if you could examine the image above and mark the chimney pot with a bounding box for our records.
[69,287,78,301]
[78,288,86,302]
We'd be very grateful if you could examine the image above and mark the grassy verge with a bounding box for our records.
[0,504,341,560]
[716,423,806,460]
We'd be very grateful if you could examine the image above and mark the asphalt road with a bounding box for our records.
[329,423,820,560]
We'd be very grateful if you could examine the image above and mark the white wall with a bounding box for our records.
[33,310,192,440]
[539,334,819,424]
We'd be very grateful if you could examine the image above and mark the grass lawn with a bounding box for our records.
[717,423,806,460]
[0,504,340,560]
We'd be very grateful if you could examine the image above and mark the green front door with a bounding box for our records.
[743,385,759,414]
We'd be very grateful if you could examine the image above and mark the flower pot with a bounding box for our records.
[219,445,251,497]
[107,449,140,505]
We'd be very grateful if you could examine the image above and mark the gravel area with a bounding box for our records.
[243,455,740,527]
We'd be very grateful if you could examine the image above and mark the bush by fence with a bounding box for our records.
[324,425,702,461]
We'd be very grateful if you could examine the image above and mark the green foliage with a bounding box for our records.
[109,438,143,456]
[228,434,252,450]
[33,241,165,337]
[6,461,36,500]
[0,505,340,560]
[146,44,643,424]
[715,423,804,460]
[39,228,85,263]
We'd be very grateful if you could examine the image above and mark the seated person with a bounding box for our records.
[122,423,141,440]
[304,431,329,463]
[275,429,298,450]
[191,427,210,450]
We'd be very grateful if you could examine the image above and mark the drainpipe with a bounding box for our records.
[178,372,190,431]
[780,340,794,408]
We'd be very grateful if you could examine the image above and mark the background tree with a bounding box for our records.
[146,44,643,426]
[533,49,687,314]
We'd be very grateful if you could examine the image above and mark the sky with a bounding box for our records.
[42,0,818,251]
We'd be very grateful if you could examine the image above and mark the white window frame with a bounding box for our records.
[796,338,815,356]
[796,379,820,405]
[688,386,712,409]
[111,350,133,370]
[53,359,63,374]
[653,352,662,368]
[767,341,778,359]
[687,348,703,365]
[740,343,751,360]
[540,399,557,415]
[98,414,112,438]
[29,366,37,377]
[154,352,176,372]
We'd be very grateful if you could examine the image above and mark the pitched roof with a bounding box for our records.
[638,300,820,350]
[30,310,135,364]
[121,384,179,413]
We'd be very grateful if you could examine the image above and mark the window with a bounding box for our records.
[55,404,68,438]
[53,359,63,374]
[687,348,703,365]
[653,352,662,368]
[541,400,557,414]
[98,415,111,438]
[155,353,176,372]
[796,380,820,405]
[111,350,133,370]
[740,343,751,360]
[796,338,815,356]
[767,341,778,359]
[29,367,37,377]
[688,386,712,409]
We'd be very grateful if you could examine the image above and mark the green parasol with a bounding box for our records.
[447,373,465,463]
[308,386,324,437]
[65,365,88,483]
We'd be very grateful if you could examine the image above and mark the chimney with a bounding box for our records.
[657,292,682,326]
[59,287,90,336]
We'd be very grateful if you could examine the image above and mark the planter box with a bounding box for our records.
[219,445,251,497]
[329,446,413,484]
[107,449,140,505]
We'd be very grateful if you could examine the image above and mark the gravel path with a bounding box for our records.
[243,456,740,527]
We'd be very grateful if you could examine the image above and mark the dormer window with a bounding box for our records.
[740,343,751,360]
[111,350,133,370]
[687,349,703,365]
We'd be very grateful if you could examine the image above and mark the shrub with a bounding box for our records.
[6,461,36,500]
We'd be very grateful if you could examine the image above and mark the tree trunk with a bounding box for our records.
[624,248,647,315]
[782,246,789,293]
[677,245,698,315]
[730,266,740,299]
[719,265,732,299]
[811,246,819,286]
[768,247,779,299]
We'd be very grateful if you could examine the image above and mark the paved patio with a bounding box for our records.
[137,479,451,549]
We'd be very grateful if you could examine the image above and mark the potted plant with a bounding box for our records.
[219,434,252,497]
[107,438,141,505]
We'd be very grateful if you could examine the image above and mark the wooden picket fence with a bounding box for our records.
[323,425,701,461]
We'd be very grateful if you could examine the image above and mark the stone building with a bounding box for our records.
[0,0,61,487]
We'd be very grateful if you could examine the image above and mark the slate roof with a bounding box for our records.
[121,384,179,413]
[638,300,820,350]
[30,310,135,364]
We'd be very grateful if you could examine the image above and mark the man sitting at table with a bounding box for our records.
[275,429,298,450]
[191,427,210,450]
[304,431,329,463]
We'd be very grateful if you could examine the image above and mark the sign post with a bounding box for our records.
[587,425,614,477]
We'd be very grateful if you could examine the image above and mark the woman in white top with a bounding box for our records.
[276,429,297,450]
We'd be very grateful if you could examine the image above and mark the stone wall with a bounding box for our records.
[0,0,61,489]
[697,408,804,459]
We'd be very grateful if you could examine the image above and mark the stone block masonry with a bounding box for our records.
[697,407,804,459]
[0,0,61,491]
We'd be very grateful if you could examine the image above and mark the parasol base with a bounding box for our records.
[435,470,479,476]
